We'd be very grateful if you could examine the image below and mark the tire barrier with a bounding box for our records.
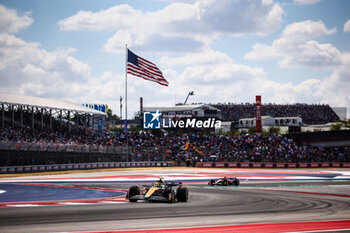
[196,162,350,168]
[0,161,173,174]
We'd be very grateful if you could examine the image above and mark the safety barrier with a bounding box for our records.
[197,162,350,168]
[0,141,168,167]
[0,161,173,174]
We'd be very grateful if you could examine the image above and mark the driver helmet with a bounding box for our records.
[156,177,164,187]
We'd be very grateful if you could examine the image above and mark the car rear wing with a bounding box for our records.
[165,181,182,186]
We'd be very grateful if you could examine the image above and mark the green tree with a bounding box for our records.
[248,126,256,135]
[268,126,281,136]
[330,123,342,131]
[106,108,119,121]
[345,118,350,129]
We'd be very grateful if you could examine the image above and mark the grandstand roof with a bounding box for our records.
[0,93,106,115]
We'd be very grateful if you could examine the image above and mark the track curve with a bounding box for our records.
[1,182,350,232]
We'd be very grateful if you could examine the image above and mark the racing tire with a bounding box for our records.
[209,179,215,186]
[176,187,188,202]
[127,185,140,202]
[233,178,240,186]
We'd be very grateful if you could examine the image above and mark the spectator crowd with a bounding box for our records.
[1,126,349,166]
[213,103,339,125]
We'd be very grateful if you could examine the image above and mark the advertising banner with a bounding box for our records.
[332,162,340,167]
[0,168,7,174]
[240,162,250,168]
[228,163,237,168]
[253,163,262,168]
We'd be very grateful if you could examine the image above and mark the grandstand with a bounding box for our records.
[0,95,349,172]
[212,103,340,125]
[0,92,106,131]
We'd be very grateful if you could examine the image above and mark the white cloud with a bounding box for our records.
[103,30,133,54]
[0,33,125,114]
[58,4,142,31]
[282,20,336,41]
[0,4,123,112]
[0,4,33,34]
[245,20,340,69]
[180,51,349,114]
[1,32,349,120]
[160,50,232,67]
[103,32,205,54]
[294,0,322,5]
[0,34,92,99]
[344,19,350,33]
[59,0,283,54]
[303,53,350,108]
[2,2,349,119]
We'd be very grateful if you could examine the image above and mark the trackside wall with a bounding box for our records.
[197,162,350,168]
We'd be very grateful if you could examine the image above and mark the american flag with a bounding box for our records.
[127,49,169,87]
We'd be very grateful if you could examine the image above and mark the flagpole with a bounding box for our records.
[125,44,129,162]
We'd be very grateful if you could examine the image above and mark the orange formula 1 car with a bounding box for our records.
[126,178,188,203]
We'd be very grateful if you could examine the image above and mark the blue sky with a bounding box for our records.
[0,0,350,119]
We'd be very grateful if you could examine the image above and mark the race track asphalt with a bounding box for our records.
[1,180,350,233]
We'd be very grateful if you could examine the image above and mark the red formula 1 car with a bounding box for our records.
[208,176,240,186]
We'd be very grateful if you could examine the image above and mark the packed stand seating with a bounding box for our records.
[1,126,349,166]
[213,103,339,125]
